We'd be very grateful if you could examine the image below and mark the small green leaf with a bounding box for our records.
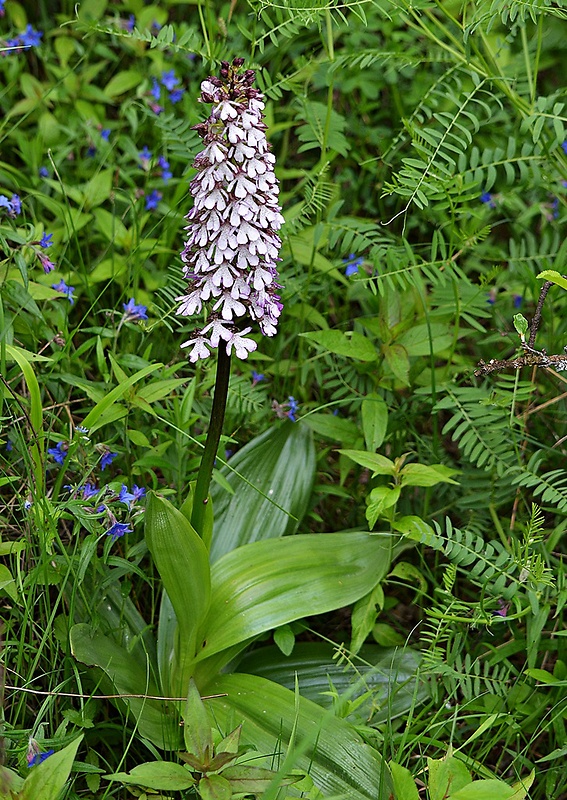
[105,762,195,791]
[274,623,296,656]
[21,736,83,800]
[428,755,471,800]
[449,780,518,800]
[183,680,213,762]
[104,70,143,98]
[400,463,459,488]
[338,450,396,476]
[389,762,420,800]
[382,343,410,385]
[198,773,232,800]
[350,583,384,654]
[302,330,377,361]
[366,485,400,528]
[513,314,529,342]
[0,564,17,601]
[537,270,567,292]
[361,394,388,452]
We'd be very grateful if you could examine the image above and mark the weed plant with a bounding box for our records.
[0,0,566,798]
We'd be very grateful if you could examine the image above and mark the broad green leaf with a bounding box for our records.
[69,624,180,749]
[362,394,388,451]
[400,463,460,488]
[221,765,295,794]
[196,532,392,663]
[350,584,384,654]
[202,673,393,800]
[338,450,395,475]
[105,762,195,790]
[0,564,17,601]
[394,515,436,544]
[389,762,420,800]
[21,736,83,800]
[449,781,518,800]
[104,70,143,98]
[82,169,112,210]
[302,330,377,361]
[396,323,453,356]
[199,773,231,800]
[367,485,400,528]
[210,421,315,562]
[382,343,410,385]
[428,755,471,800]
[146,494,211,693]
[537,270,567,292]
[0,766,23,795]
[302,413,360,444]
[236,643,427,724]
[183,679,213,762]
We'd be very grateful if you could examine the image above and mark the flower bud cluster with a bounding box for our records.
[177,58,284,362]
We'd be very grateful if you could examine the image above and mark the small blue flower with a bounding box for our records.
[562,141,567,155]
[150,77,161,101]
[119,485,135,505]
[86,145,96,157]
[158,155,172,183]
[19,24,42,48]
[124,14,135,31]
[48,441,67,465]
[39,253,55,273]
[342,253,363,277]
[251,370,264,385]
[169,88,185,104]
[0,0,5,17]
[160,70,179,91]
[39,232,53,248]
[52,279,75,305]
[0,194,21,218]
[480,192,496,208]
[287,396,298,422]
[81,483,99,500]
[100,451,118,470]
[5,438,13,451]
[106,521,132,541]
[145,190,162,211]
[123,298,148,321]
[513,295,523,309]
[139,145,152,170]
[39,166,49,178]
[27,750,54,767]
[101,128,111,141]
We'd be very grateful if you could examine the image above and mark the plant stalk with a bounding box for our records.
[191,346,231,537]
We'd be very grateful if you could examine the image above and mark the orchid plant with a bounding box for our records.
[69,61,413,800]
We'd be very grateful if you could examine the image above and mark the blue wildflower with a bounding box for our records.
[169,88,184,104]
[562,142,567,155]
[150,77,161,101]
[119,484,146,505]
[139,145,152,170]
[106,521,132,541]
[27,750,54,767]
[39,232,53,248]
[5,438,12,451]
[0,0,5,17]
[19,25,42,48]
[480,192,496,208]
[160,70,179,91]
[101,128,111,141]
[123,298,148,321]
[287,396,298,422]
[343,253,363,277]
[158,155,172,183]
[39,253,55,273]
[86,145,96,157]
[0,194,21,218]
[48,441,67,465]
[100,451,118,470]
[145,190,162,211]
[52,279,75,305]
[124,14,135,31]
[251,370,264,385]
[39,166,49,178]
[81,483,99,500]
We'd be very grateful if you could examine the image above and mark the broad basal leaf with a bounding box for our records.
[210,421,316,562]
[202,673,393,800]
[195,532,392,665]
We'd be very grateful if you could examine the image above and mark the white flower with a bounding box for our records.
[227,328,257,358]
[181,335,211,362]
[178,59,283,362]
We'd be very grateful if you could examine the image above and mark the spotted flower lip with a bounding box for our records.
[177,58,284,362]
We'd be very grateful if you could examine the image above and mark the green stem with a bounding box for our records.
[191,346,231,537]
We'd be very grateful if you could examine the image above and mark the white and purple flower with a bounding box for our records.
[177,59,284,362]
